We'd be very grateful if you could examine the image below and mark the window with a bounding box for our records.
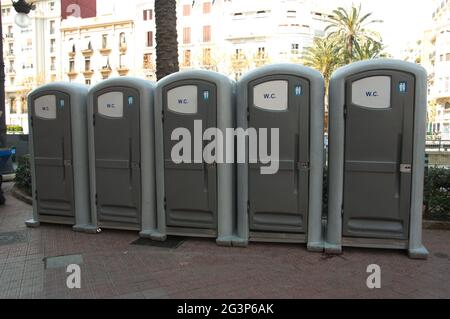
[10,98,17,114]
[203,2,211,14]
[446,53,450,61]
[51,57,56,71]
[183,4,191,16]
[49,2,55,11]
[50,20,55,35]
[85,59,91,71]
[102,34,108,49]
[184,50,191,66]
[202,48,211,65]
[183,27,191,44]
[143,53,153,69]
[146,31,153,47]
[21,97,27,113]
[119,32,126,47]
[440,54,444,61]
[69,60,75,72]
[86,79,91,85]
[143,9,153,21]
[257,47,265,55]
[291,43,299,55]
[203,25,211,42]
[50,39,56,53]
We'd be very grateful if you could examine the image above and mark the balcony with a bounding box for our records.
[99,47,112,56]
[83,69,94,78]
[100,66,112,79]
[82,48,94,58]
[119,44,127,54]
[231,53,249,71]
[67,69,78,80]
[117,66,129,76]
[253,53,269,67]
[68,51,76,58]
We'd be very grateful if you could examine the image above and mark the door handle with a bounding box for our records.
[400,164,412,174]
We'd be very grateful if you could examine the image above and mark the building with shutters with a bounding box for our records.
[2,0,62,134]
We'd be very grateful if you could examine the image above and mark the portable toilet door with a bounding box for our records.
[25,83,94,233]
[235,64,325,251]
[326,59,429,259]
[87,78,159,237]
[154,70,237,245]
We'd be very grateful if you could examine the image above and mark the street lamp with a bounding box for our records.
[13,0,36,28]
[0,0,36,149]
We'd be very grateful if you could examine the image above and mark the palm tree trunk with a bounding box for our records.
[155,0,179,81]
[0,2,7,148]
[347,36,354,63]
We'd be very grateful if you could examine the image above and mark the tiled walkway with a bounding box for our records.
[0,183,449,299]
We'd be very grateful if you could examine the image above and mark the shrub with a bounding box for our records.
[15,155,32,196]
[424,167,450,221]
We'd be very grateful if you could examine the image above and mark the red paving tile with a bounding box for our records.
[0,185,449,299]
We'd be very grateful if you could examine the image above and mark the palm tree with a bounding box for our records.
[353,39,389,61]
[155,0,179,80]
[303,37,341,89]
[326,5,382,63]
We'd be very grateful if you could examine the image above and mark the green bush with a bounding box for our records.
[7,125,24,134]
[424,167,450,221]
[15,155,32,196]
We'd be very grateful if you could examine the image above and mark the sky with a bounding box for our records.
[322,0,436,57]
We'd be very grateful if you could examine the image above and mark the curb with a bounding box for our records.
[423,220,450,230]
[11,186,33,206]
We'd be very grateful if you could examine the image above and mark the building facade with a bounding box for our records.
[3,0,332,131]
[430,0,450,140]
[2,0,62,134]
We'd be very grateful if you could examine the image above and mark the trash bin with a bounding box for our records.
[0,148,15,175]
[326,59,429,259]
[154,70,237,245]
[25,83,94,232]
[234,64,325,251]
[88,77,158,237]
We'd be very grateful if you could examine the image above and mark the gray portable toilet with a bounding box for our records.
[235,64,325,251]
[153,70,238,245]
[87,77,158,237]
[326,59,429,259]
[25,82,95,232]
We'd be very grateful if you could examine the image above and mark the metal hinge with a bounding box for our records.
[299,162,310,170]
[92,114,96,126]
[343,106,348,118]
[162,110,165,123]
[30,116,34,128]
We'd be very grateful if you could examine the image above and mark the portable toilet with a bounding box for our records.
[326,59,429,259]
[25,82,94,232]
[235,64,325,251]
[87,78,159,237]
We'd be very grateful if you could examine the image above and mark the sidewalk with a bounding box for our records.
[0,183,449,299]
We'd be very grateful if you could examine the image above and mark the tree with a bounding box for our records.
[303,37,341,89]
[155,0,179,80]
[326,5,382,63]
[353,39,389,61]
